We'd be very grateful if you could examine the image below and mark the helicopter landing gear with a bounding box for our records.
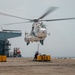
[27,41,30,45]
[40,40,44,45]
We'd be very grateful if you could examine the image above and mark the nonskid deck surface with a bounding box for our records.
[0,58,75,75]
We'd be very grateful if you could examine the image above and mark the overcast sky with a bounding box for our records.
[0,0,75,57]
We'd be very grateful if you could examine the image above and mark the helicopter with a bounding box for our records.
[0,7,75,45]
[24,21,47,45]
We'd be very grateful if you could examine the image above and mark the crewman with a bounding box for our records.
[33,51,39,61]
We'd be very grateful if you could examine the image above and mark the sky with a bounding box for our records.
[0,0,75,57]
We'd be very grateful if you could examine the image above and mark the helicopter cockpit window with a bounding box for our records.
[41,25,46,28]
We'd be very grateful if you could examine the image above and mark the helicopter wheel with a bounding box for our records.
[27,41,30,45]
[40,40,44,45]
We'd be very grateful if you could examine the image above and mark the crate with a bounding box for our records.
[42,55,47,61]
[0,55,7,62]
[46,55,51,61]
[0,56,2,62]
[37,55,42,61]
[2,55,7,62]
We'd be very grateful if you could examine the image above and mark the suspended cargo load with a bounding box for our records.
[33,54,51,61]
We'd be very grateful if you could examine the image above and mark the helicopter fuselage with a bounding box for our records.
[24,22,47,45]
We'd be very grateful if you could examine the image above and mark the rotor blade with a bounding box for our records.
[38,7,58,19]
[40,17,75,22]
[2,21,31,25]
[0,12,32,20]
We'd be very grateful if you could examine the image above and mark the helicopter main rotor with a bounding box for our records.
[0,7,75,25]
